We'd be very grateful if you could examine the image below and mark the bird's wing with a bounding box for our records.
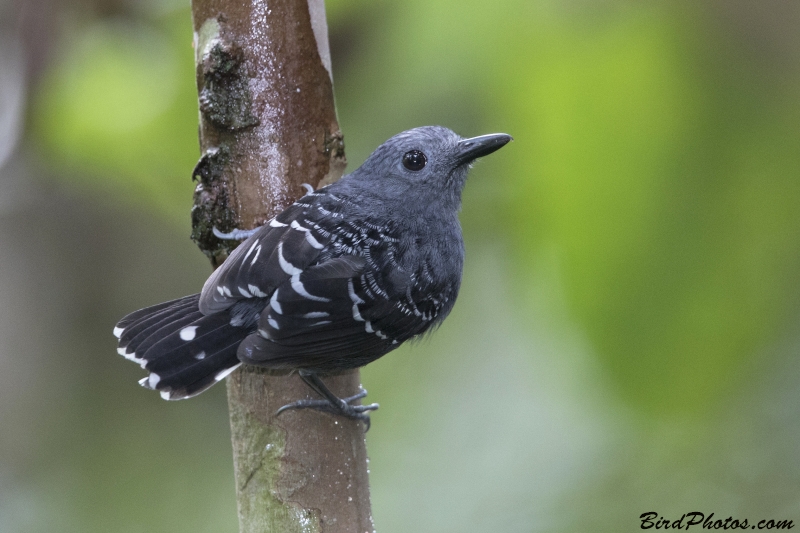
[236,236,448,372]
[198,202,331,314]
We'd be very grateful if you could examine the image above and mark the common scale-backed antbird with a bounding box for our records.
[114,126,511,427]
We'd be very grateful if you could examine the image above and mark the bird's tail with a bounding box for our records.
[114,294,242,400]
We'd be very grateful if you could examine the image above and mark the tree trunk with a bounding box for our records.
[188,1,374,531]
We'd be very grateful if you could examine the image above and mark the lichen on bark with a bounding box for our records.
[198,40,260,131]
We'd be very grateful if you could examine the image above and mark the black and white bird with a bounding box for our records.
[114,126,511,426]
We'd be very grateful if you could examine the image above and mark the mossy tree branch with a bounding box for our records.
[189,1,373,531]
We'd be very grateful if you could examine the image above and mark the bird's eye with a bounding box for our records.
[402,150,427,171]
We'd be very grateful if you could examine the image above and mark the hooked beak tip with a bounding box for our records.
[456,133,512,165]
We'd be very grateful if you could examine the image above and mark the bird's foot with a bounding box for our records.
[276,388,379,431]
[212,227,259,240]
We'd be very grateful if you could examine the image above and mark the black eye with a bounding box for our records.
[402,150,427,171]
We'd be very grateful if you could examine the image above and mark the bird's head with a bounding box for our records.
[347,126,512,210]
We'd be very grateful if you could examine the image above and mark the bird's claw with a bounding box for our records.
[276,388,379,431]
[212,226,259,240]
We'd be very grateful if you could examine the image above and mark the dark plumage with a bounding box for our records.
[114,126,511,425]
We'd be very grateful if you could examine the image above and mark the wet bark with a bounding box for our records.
[188,1,373,531]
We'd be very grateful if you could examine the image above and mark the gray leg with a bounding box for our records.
[213,227,260,240]
[276,371,379,430]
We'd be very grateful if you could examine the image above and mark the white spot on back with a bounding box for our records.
[291,220,324,249]
[348,278,365,304]
[348,279,365,321]
[280,242,331,302]
[238,286,253,297]
[303,311,329,318]
[243,241,259,261]
[250,244,262,266]
[248,284,267,297]
[270,290,283,314]
[194,351,206,360]
[214,363,242,382]
[364,320,388,340]
[291,277,331,302]
[268,317,280,330]
[180,326,198,341]
[305,232,323,249]
[269,218,287,228]
[277,242,302,275]
[217,286,225,296]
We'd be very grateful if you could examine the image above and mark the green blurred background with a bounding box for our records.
[2,0,799,531]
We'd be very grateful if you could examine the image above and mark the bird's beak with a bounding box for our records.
[456,133,513,165]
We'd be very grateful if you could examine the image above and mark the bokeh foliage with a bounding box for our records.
[493,3,800,414]
[33,8,198,222]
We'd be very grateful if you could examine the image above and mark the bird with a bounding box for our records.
[114,126,511,427]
